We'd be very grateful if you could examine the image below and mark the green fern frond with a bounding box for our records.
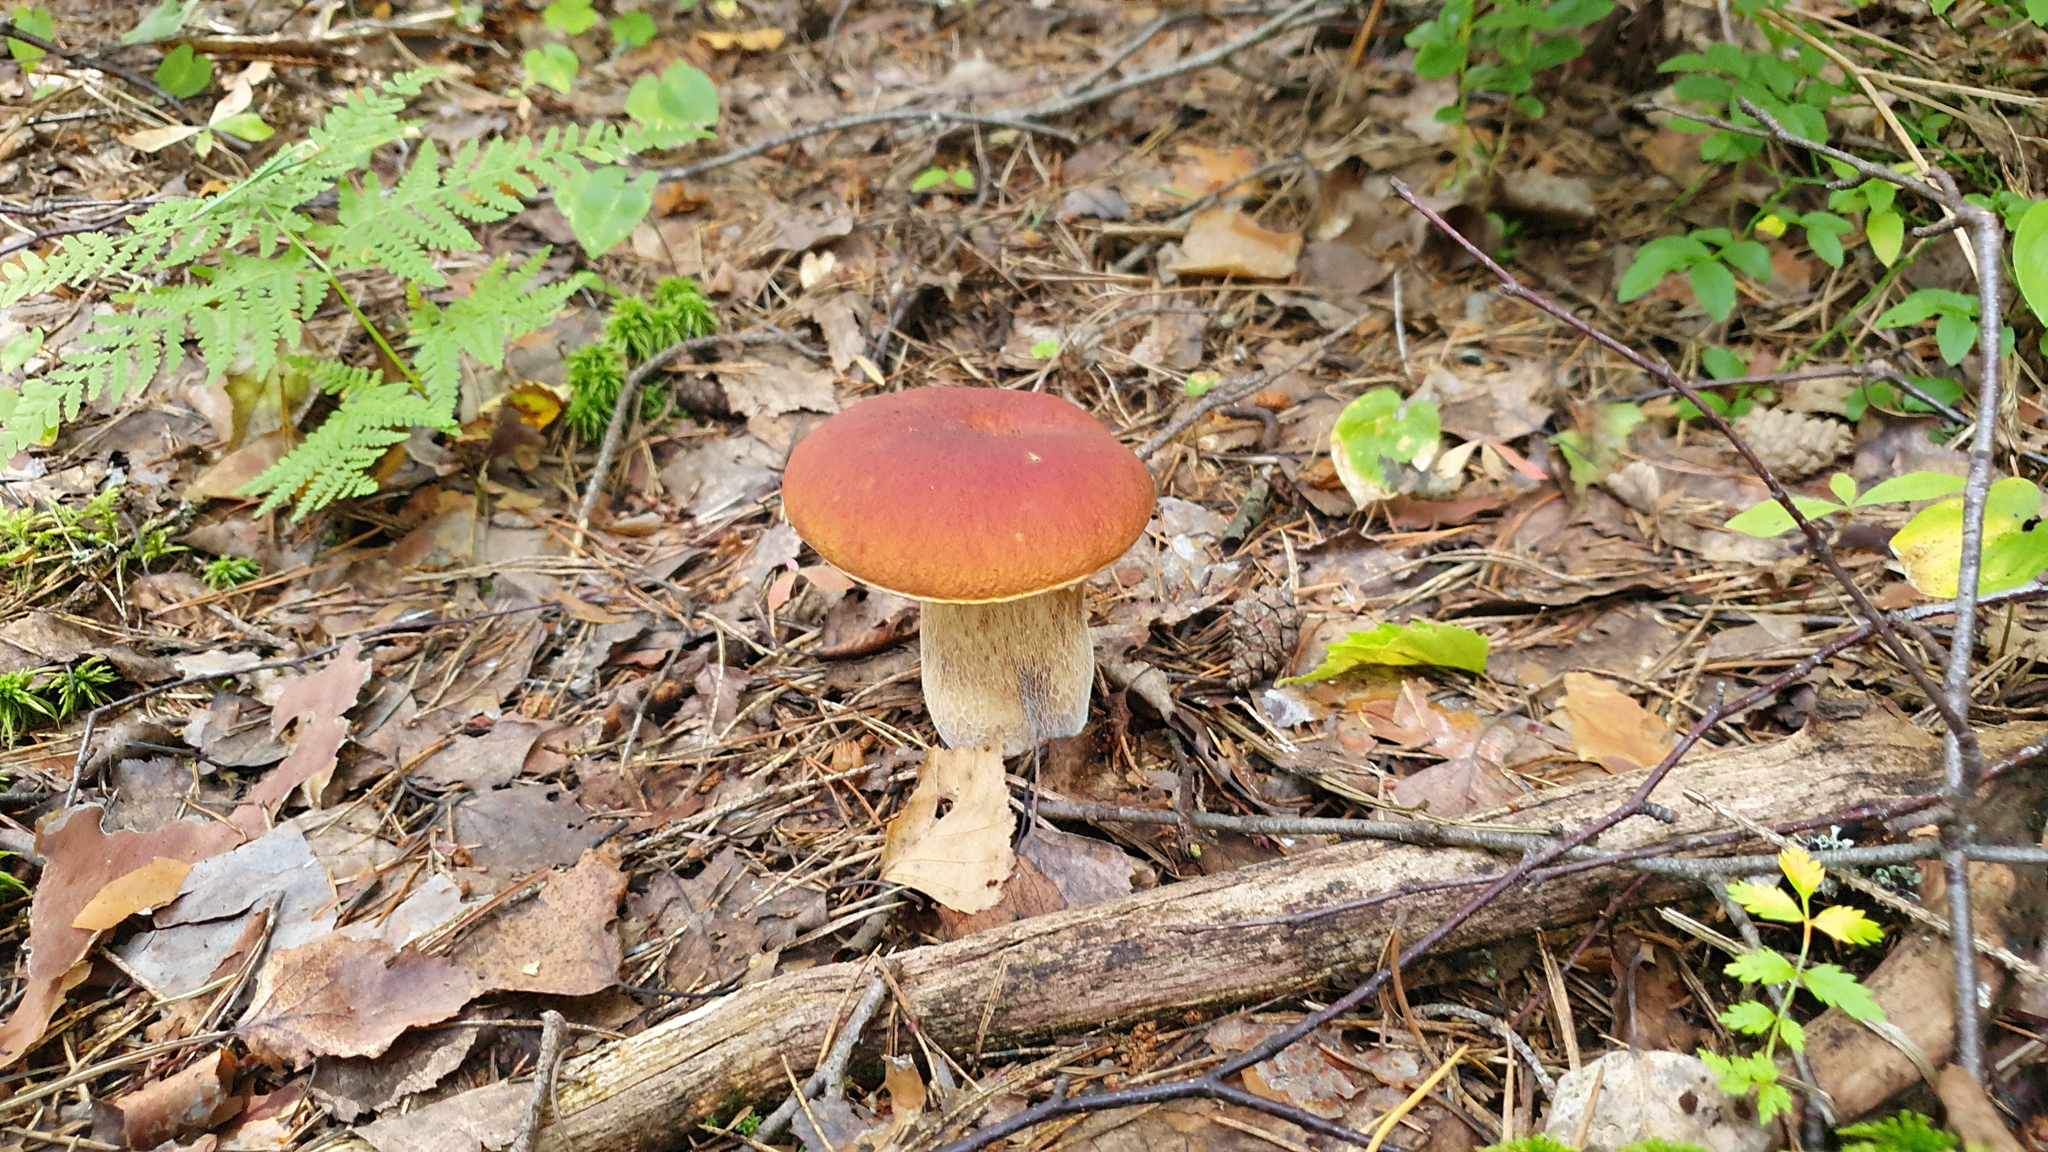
[240,379,449,518]
[565,343,625,441]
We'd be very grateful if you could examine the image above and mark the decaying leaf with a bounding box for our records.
[880,745,1015,913]
[1164,209,1302,280]
[102,1049,240,1149]
[1561,672,1673,772]
[240,935,479,1067]
[249,638,370,810]
[453,846,627,996]
[72,856,191,930]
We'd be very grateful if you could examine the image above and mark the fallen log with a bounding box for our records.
[494,707,2016,1151]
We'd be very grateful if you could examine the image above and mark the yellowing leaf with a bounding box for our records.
[1329,388,1440,504]
[1560,672,1672,772]
[72,857,191,930]
[694,27,785,51]
[880,745,1014,913]
[1890,477,2048,597]
[1778,843,1824,902]
[1726,878,1803,923]
[1812,904,1884,946]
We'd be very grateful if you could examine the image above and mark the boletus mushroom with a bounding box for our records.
[781,387,1156,757]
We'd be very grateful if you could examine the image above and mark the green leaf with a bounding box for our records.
[1856,471,1965,505]
[1511,94,1544,117]
[1812,904,1884,946]
[1776,1014,1806,1053]
[524,42,580,94]
[1689,259,1736,321]
[1876,289,1975,329]
[1802,211,1851,268]
[544,0,598,34]
[1183,371,1218,397]
[1549,402,1644,489]
[1804,963,1886,1023]
[1727,878,1803,923]
[1724,494,1843,537]
[122,0,194,43]
[1726,947,1798,985]
[1029,338,1059,359]
[1779,843,1824,902]
[1701,346,1748,380]
[1838,1111,1958,1152]
[1719,1000,1778,1035]
[1282,620,1490,683]
[1756,1081,1793,1124]
[1720,239,1774,282]
[2015,201,2048,331]
[624,62,719,134]
[1934,310,1978,365]
[153,43,211,97]
[1867,207,1903,266]
[7,6,53,65]
[911,167,950,192]
[556,164,658,258]
[1329,388,1441,503]
[611,10,657,48]
[210,111,271,142]
[952,168,976,190]
[0,328,41,373]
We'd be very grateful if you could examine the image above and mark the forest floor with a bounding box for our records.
[0,0,2045,1150]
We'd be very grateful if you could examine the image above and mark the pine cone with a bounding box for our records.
[1731,406,1853,481]
[1227,587,1303,689]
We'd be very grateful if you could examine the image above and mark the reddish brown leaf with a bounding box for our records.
[105,1049,240,1149]
[240,937,478,1067]
[249,639,370,811]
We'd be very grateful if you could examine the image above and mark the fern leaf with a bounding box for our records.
[240,379,449,518]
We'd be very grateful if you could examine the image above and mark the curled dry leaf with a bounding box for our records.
[104,1049,240,1149]
[1164,209,1302,281]
[880,745,1015,914]
[248,638,370,811]
[1560,672,1674,772]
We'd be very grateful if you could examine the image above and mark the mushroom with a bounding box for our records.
[781,387,1156,757]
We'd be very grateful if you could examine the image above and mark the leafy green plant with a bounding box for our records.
[1843,373,1964,421]
[153,43,212,99]
[1617,228,1772,322]
[202,555,261,590]
[1659,41,1845,156]
[1029,338,1060,359]
[1549,402,1642,488]
[5,6,53,67]
[1183,370,1219,397]
[1674,347,1771,421]
[0,66,719,518]
[524,42,581,95]
[911,165,976,193]
[1404,0,1612,123]
[1873,289,2012,367]
[1826,178,1907,266]
[49,656,115,720]
[563,276,719,440]
[1725,469,1963,537]
[0,669,53,745]
[1837,1111,1955,1152]
[1283,620,1489,682]
[1699,844,1885,1123]
[1888,476,2048,598]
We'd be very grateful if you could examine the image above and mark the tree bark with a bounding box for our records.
[486,707,2017,1151]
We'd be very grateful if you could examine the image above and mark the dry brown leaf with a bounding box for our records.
[695,27,784,51]
[880,745,1014,913]
[0,806,252,1064]
[104,1049,240,1149]
[453,846,627,996]
[249,639,370,811]
[1561,672,1673,772]
[1170,146,1261,198]
[72,856,192,930]
[240,936,479,1067]
[1164,209,1301,280]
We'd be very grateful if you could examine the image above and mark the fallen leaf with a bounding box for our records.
[1561,672,1673,772]
[695,27,784,51]
[880,745,1014,913]
[249,639,369,811]
[1170,146,1261,197]
[1206,1018,1358,1118]
[1164,209,1301,280]
[239,936,478,1067]
[452,846,627,996]
[410,717,550,791]
[72,857,191,930]
[104,1049,240,1149]
[625,846,826,993]
[357,1080,526,1152]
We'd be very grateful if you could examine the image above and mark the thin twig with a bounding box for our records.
[756,972,889,1142]
[1137,305,1373,461]
[508,1009,568,1152]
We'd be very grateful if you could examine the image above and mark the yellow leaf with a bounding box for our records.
[879,745,1014,913]
[694,27,785,51]
[73,857,191,930]
[1779,844,1824,902]
[1812,903,1883,946]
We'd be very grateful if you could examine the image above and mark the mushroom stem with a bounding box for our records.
[919,586,1093,757]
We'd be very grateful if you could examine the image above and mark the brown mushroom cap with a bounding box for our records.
[782,388,1156,603]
